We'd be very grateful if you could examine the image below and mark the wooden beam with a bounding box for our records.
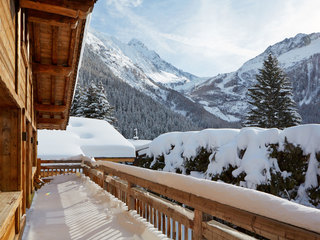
[20,0,91,19]
[32,63,72,77]
[37,118,65,125]
[51,26,58,107]
[21,0,79,18]
[52,26,59,65]
[35,104,67,113]
[32,23,41,63]
[28,10,79,29]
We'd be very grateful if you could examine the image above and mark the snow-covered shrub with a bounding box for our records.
[141,125,320,208]
[258,139,309,201]
[134,155,153,169]
[150,154,166,170]
[184,147,212,175]
[307,152,320,206]
[211,164,246,186]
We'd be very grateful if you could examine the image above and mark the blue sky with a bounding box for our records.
[89,0,320,77]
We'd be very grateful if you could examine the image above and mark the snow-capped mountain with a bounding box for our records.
[83,31,234,130]
[86,31,201,91]
[190,33,320,123]
[84,31,320,126]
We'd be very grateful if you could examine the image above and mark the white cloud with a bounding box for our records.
[92,0,320,76]
[106,0,143,8]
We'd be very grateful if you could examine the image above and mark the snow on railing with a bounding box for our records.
[82,160,320,240]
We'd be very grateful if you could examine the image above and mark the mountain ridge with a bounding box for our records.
[83,30,320,128]
[189,32,320,123]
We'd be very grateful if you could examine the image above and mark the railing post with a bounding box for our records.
[36,158,41,178]
[193,209,203,240]
[126,182,135,211]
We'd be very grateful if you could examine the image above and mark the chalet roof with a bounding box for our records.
[21,0,97,130]
[38,117,136,159]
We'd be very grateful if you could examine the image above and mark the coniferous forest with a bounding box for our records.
[75,47,200,139]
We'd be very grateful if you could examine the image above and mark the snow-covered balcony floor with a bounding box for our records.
[22,174,165,240]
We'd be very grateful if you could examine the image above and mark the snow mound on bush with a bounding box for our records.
[147,125,320,206]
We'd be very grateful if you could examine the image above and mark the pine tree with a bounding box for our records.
[244,54,301,129]
[71,81,117,125]
[70,84,86,117]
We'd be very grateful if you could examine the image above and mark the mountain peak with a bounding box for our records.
[128,38,160,60]
[263,32,320,57]
[128,38,146,48]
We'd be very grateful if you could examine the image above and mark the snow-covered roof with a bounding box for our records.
[38,117,135,160]
[128,139,152,151]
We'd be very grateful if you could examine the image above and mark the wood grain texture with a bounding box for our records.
[28,10,78,29]
[0,191,22,240]
[0,109,19,191]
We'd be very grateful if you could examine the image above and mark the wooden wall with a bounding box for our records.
[0,0,35,125]
[0,109,21,192]
[0,1,37,238]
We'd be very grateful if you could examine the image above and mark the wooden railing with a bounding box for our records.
[38,159,82,178]
[82,161,320,240]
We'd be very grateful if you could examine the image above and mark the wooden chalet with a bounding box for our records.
[0,0,96,239]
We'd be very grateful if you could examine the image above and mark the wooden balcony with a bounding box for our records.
[78,161,320,240]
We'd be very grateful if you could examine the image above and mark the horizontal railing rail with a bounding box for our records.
[38,159,83,178]
[82,160,320,240]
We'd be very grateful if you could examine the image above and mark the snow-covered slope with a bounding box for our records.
[84,31,320,125]
[190,33,320,123]
[83,31,234,129]
[86,31,201,91]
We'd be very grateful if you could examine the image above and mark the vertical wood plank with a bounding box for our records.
[15,8,21,94]
[26,121,32,208]
[193,209,203,240]
[146,204,149,221]
[15,203,20,234]
[158,211,161,231]
[184,225,188,240]
[0,109,20,192]
[167,217,171,238]
[162,213,166,235]
[178,222,182,240]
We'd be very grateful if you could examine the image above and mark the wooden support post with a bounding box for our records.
[193,209,203,240]
[126,182,135,211]
[15,206,20,234]
[36,158,41,178]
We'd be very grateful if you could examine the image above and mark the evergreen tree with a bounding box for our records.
[70,84,86,117]
[244,54,301,129]
[71,81,117,125]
